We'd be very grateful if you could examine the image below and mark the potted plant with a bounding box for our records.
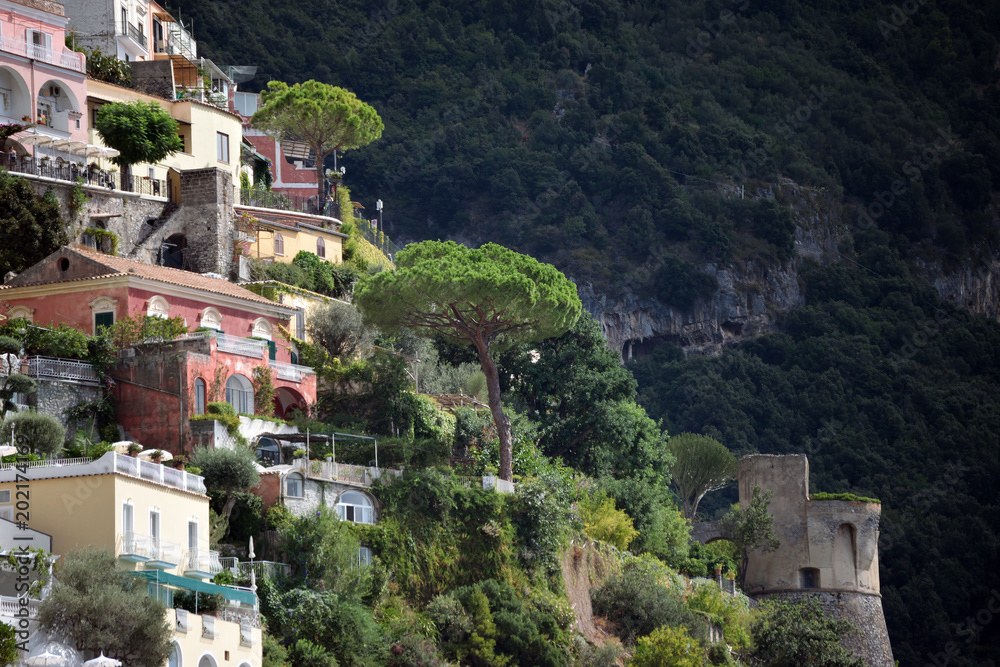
[150,449,163,464]
[127,442,142,457]
[172,456,186,470]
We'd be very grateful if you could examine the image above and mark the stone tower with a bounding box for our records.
[738,454,894,666]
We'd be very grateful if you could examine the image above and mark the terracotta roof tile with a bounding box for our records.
[11,246,281,307]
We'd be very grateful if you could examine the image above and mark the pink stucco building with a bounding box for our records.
[0,245,317,451]
[0,0,89,150]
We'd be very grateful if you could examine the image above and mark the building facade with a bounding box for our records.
[0,452,261,667]
[0,245,317,450]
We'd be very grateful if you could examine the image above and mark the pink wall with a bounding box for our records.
[5,285,129,334]
[128,287,295,363]
[0,4,88,143]
[245,134,319,197]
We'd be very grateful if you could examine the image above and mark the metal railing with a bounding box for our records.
[291,458,401,487]
[150,538,182,565]
[119,532,153,559]
[215,333,266,358]
[239,187,337,217]
[0,35,86,72]
[186,548,223,575]
[25,356,98,384]
[0,154,166,197]
[218,558,291,580]
[269,359,315,383]
[127,23,146,48]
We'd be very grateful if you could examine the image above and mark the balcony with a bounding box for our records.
[214,333,266,358]
[127,23,147,48]
[25,356,99,385]
[269,359,315,383]
[185,548,223,580]
[118,532,152,562]
[0,35,86,73]
[147,538,182,569]
[113,452,208,494]
[291,457,401,488]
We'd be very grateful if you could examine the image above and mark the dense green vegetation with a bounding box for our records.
[628,241,1000,665]
[174,0,996,301]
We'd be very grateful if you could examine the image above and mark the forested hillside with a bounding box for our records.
[169,0,1000,663]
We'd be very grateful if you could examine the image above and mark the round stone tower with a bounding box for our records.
[738,454,894,666]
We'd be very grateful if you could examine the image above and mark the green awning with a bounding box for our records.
[130,570,257,606]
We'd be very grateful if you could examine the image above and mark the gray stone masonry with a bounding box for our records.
[131,60,175,100]
[22,378,103,437]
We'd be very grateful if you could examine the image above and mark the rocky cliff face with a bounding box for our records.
[588,180,849,358]
[586,179,999,358]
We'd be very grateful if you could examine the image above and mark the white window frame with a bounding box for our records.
[217,132,229,163]
[284,473,303,498]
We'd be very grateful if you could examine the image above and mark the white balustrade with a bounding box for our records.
[214,333,266,358]
[0,36,85,72]
[268,359,315,383]
[26,356,99,384]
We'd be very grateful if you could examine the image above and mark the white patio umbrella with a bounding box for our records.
[111,441,134,454]
[82,653,120,667]
[23,651,65,667]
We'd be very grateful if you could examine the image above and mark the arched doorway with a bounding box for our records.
[35,79,81,137]
[273,386,305,419]
[162,233,187,268]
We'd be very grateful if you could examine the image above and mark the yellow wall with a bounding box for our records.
[167,609,262,667]
[248,223,344,265]
[87,79,243,194]
[0,470,209,576]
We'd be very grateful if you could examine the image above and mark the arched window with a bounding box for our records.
[194,378,206,415]
[200,307,223,330]
[316,237,326,258]
[274,233,284,256]
[285,473,303,498]
[147,295,170,319]
[168,642,182,667]
[337,491,374,524]
[225,374,254,415]
[251,318,273,340]
[197,655,217,667]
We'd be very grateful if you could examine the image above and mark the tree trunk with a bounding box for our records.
[476,344,513,482]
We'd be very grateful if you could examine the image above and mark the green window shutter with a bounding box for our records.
[267,340,276,361]
[95,311,114,332]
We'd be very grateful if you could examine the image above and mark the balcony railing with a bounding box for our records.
[0,154,166,196]
[0,35,86,72]
[269,359,315,383]
[149,538,182,567]
[186,548,223,577]
[114,452,207,494]
[291,458,401,488]
[239,188,337,216]
[215,333,266,358]
[218,557,291,580]
[0,595,39,619]
[119,531,153,560]
[25,356,99,384]
[126,23,147,48]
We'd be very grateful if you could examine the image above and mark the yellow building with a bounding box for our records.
[236,206,346,267]
[86,78,244,202]
[0,452,261,667]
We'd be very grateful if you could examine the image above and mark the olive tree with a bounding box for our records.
[355,241,581,481]
[190,446,260,529]
[38,547,172,667]
[1,411,64,456]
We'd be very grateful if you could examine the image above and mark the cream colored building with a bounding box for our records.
[86,78,243,202]
[0,452,261,667]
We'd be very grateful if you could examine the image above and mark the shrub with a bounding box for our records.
[289,639,339,667]
[262,633,289,667]
[748,598,865,666]
[412,394,456,450]
[270,589,387,667]
[591,556,703,645]
[1,411,65,456]
[629,626,706,667]
[578,492,639,551]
